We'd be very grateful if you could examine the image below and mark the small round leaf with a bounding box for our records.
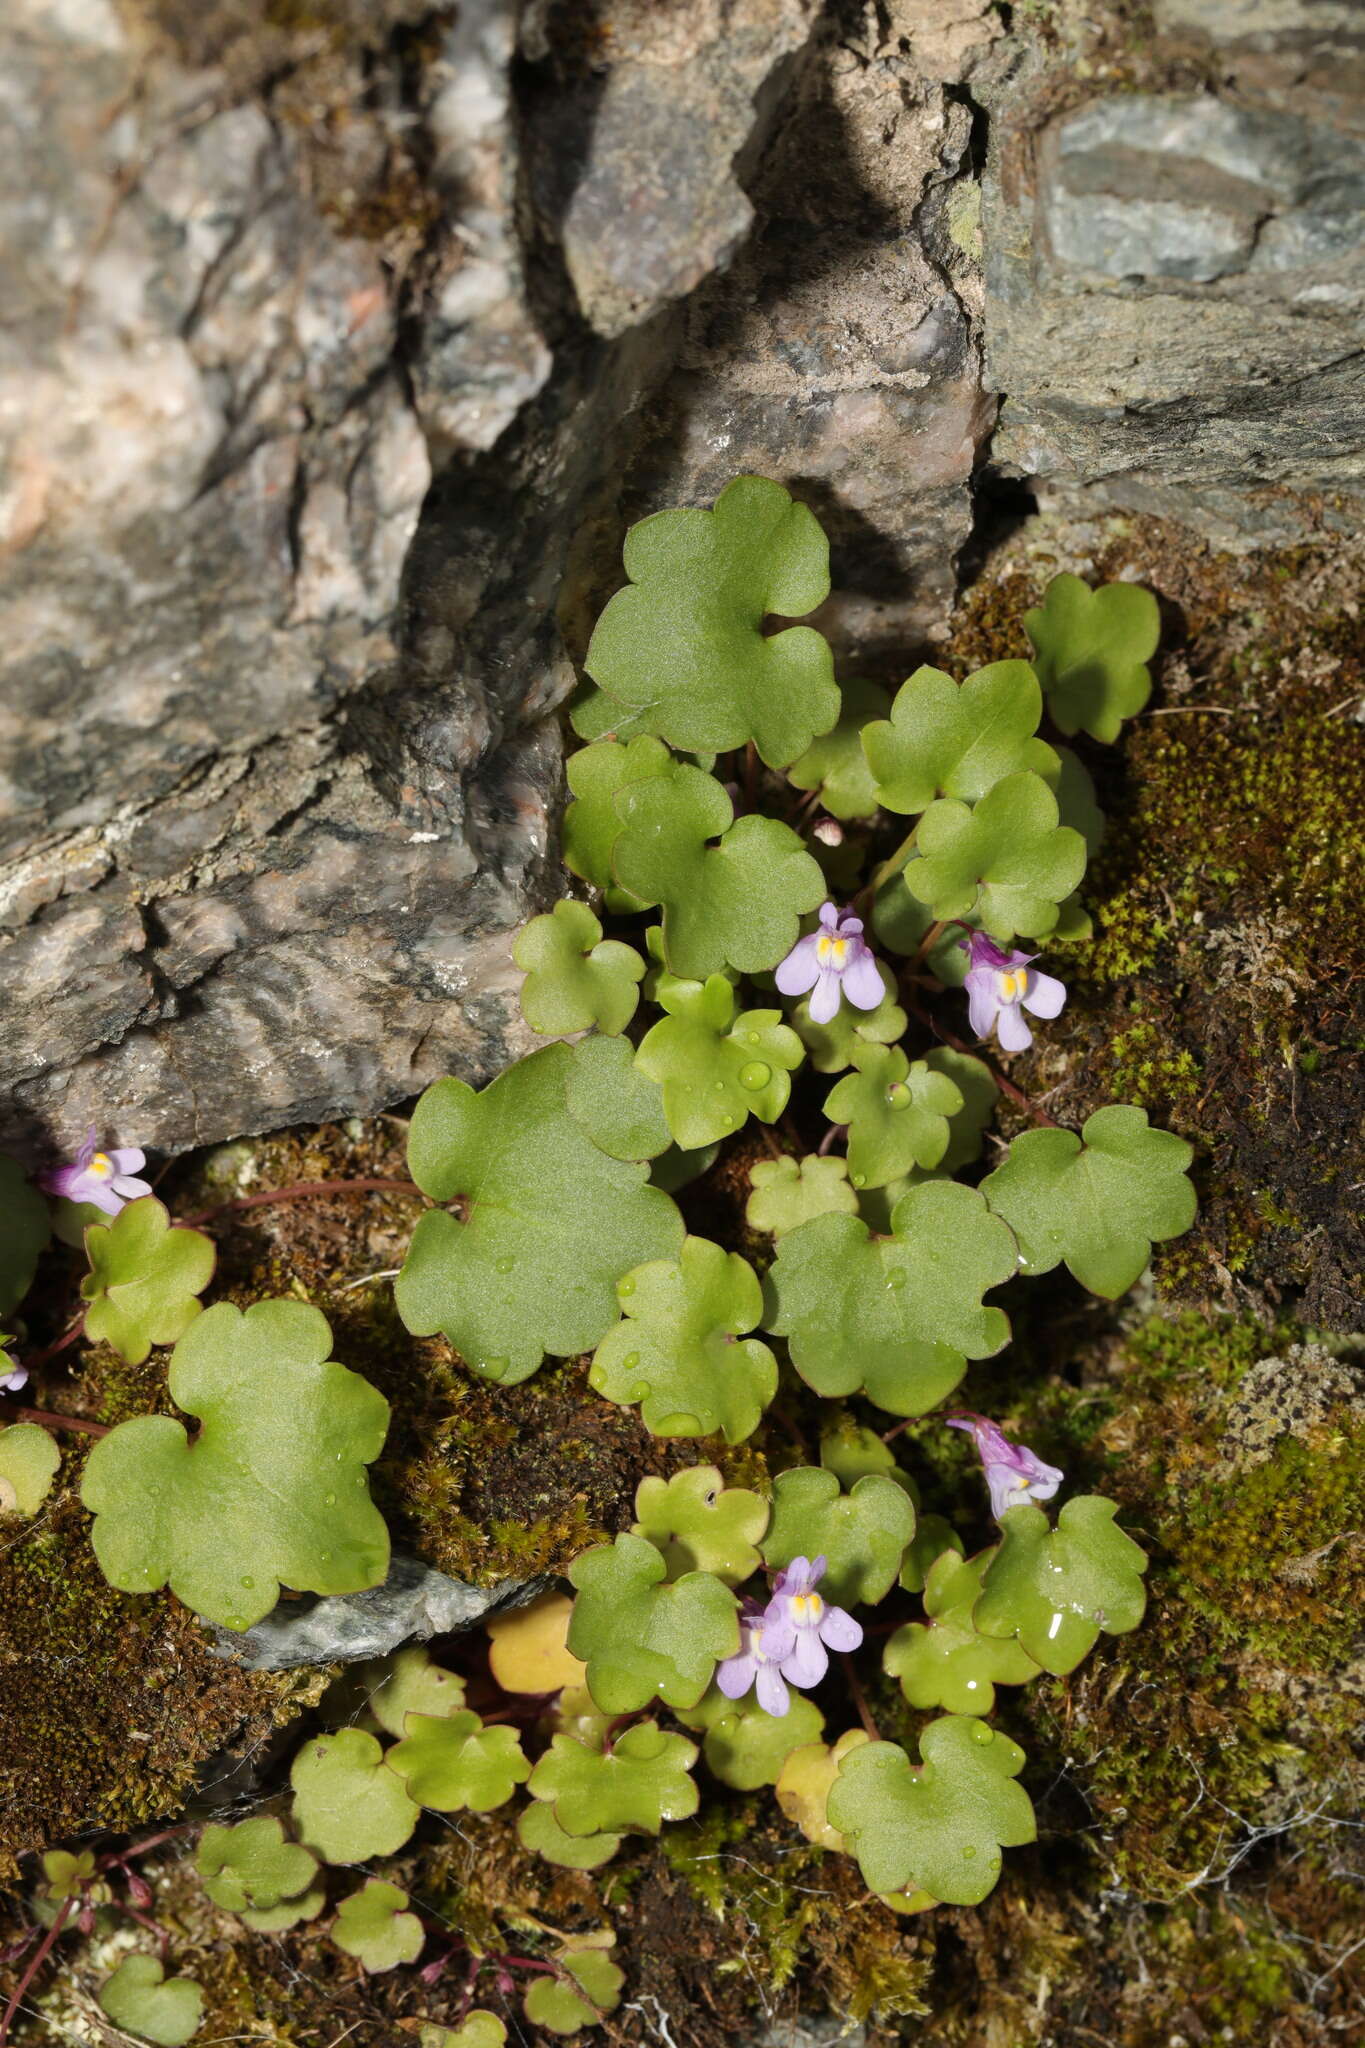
[590,1237,777,1443]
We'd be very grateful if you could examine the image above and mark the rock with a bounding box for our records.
[1219,1343,1365,1472]
[527,0,823,339]
[208,1552,541,1672]
[756,2021,866,2048]
[981,46,1365,543]
[0,0,997,1157]
[617,7,998,666]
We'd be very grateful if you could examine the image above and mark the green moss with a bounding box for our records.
[0,1487,312,1874]
[663,1804,931,2022]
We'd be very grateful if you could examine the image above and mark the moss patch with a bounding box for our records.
[936,515,1365,1326]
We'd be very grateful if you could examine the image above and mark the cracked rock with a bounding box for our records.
[208,1551,542,1672]
[981,46,1365,544]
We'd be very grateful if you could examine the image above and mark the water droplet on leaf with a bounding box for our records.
[739,1061,771,1090]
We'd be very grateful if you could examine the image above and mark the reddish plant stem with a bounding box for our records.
[98,1824,194,1870]
[116,1903,169,1954]
[901,996,1061,1128]
[20,1315,87,1372]
[180,1177,427,1229]
[0,1894,73,2047]
[816,1122,844,1158]
[840,1652,881,1744]
[6,1404,108,1439]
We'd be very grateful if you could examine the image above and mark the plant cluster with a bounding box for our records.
[0,476,1196,2043]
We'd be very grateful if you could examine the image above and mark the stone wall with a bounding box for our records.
[1,0,1360,1157]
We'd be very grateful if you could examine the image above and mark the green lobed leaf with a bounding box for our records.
[514,899,645,1036]
[590,1236,777,1443]
[41,1849,98,1902]
[785,677,891,819]
[819,1419,916,1498]
[81,1299,390,1630]
[973,1496,1149,1675]
[827,1718,1036,1905]
[396,1044,683,1384]
[567,1531,739,1713]
[883,1550,1041,1715]
[685,1688,826,1790]
[789,959,907,1074]
[290,1727,419,1863]
[0,1156,50,1316]
[1041,745,1105,857]
[562,735,672,899]
[775,1728,871,1851]
[763,1183,1017,1416]
[746,1155,859,1238]
[981,1104,1197,1297]
[565,1034,672,1163]
[862,661,1058,815]
[899,1513,966,1593]
[339,1645,467,1736]
[80,1197,215,1367]
[422,2014,508,2048]
[387,1710,531,1813]
[527,1721,699,1836]
[650,1140,721,1193]
[631,1464,769,1584]
[870,871,970,984]
[762,1466,915,1607]
[584,473,839,767]
[239,1887,326,1933]
[904,771,1087,942]
[635,975,805,1151]
[0,1423,60,1517]
[524,1941,625,2035]
[518,1799,622,1871]
[98,1957,204,2046]
[612,759,825,978]
[1025,572,1160,743]
[332,1878,424,1972]
[824,1046,964,1190]
[195,1817,318,1914]
[569,684,662,747]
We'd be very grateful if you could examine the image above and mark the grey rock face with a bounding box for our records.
[1,0,996,1156]
[209,1552,538,1672]
[617,7,999,667]
[982,55,1365,543]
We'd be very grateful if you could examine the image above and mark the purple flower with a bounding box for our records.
[767,1554,862,1688]
[716,1557,863,1717]
[0,1336,26,1397]
[775,902,884,1025]
[961,932,1065,1052]
[947,1412,1064,1521]
[716,1599,798,1717]
[39,1127,152,1217]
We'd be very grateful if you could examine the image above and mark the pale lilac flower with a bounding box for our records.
[717,1599,798,1717]
[775,902,883,1025]
[947,1412,1064,1521]
[766,1554,862,1689]
[0,1336,26,1397]
[962,932,1066,1052]
[39,1127,152,1216]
